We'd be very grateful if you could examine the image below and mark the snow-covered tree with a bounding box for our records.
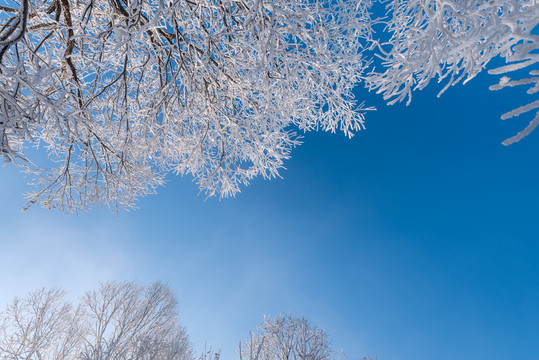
[0,282,193,360]
[0,0,372,212]
[366,0,538,144]
[240,314,333,360]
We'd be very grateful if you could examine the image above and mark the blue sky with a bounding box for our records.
[1,60,538,360]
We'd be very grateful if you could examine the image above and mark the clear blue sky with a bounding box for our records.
[1,60,538,360]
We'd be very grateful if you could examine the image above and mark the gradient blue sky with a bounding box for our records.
[1,60,538,360]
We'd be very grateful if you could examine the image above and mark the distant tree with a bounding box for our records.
[0,289,367,360]
[366,0,538,144]
[0,0,372,212]
[240,314,332,360]
[0,282,193,360]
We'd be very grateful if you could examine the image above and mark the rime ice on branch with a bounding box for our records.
[366,0,538,143]
[489,33,539,145]
[0,0,372,212]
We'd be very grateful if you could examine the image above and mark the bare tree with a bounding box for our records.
[240,314,332,360]
[0,282,194,360]
[0,0,372,212]
[365,0,538,144]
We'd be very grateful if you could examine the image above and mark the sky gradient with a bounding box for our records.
[1,60,538,360]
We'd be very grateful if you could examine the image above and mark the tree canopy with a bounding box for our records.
[240,314,333,360]
[0,0,537,212]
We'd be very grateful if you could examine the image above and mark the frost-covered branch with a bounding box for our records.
[489,33,539,145]
[365,0,538,142]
